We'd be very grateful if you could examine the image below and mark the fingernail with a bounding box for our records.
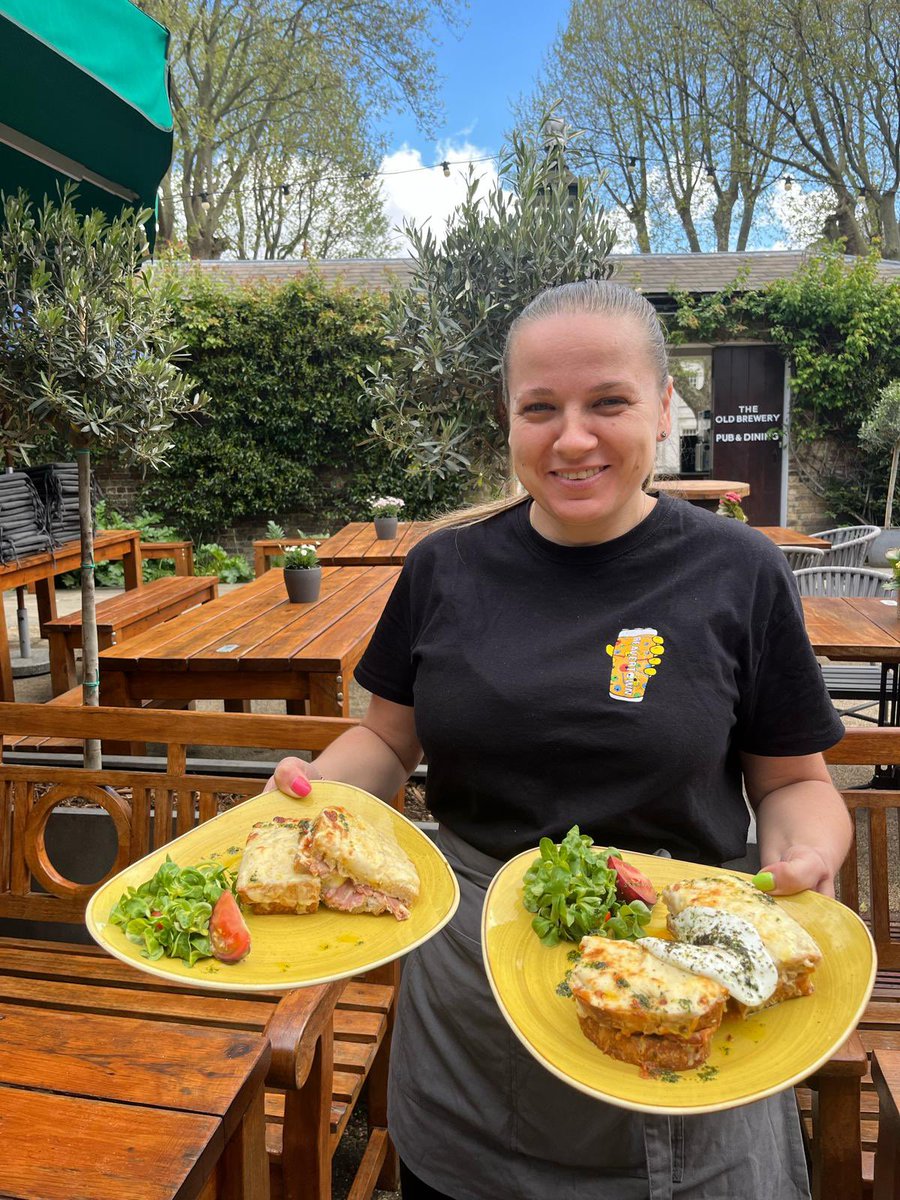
[752,871,775,892]
[290,774,311,797]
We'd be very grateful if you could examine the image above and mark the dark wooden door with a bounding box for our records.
[711,346,785,525]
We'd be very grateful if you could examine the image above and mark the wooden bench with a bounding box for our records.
[0,702,400,1200]
[140,540,195,576]
[792,728,900,1197]
[43,574,219,696]
[873,1049,900,1198]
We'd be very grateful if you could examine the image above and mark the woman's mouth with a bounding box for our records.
[551,466,607,481]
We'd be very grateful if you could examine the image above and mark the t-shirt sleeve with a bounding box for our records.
[737,572,845,757]
[353,566,415,707]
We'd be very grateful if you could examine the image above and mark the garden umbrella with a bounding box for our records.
[0,0,173,242]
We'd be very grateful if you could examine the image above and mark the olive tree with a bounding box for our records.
[0,188,204,766]
[860,380,900,527]
[363,123,617,491]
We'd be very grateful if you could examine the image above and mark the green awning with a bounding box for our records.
[0,0,173,238]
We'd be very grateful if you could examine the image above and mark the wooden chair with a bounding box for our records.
[872,1049,900,1199]
[795,728,900,1197]
[0,702,401,1200]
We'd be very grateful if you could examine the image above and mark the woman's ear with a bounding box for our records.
[658,377,674,439]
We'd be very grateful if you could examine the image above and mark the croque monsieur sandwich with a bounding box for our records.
[236,816,320,914]
[661,875,822,1011]
[568,937,728,1070]
[299,806,420,920]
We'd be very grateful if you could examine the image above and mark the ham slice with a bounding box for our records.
[322,879,410,921]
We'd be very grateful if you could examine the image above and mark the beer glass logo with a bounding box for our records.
[606,628,665,703]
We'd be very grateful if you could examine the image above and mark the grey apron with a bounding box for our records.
[388,825,811,1200]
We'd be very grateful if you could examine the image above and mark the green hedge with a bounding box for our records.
[143,270,468,541]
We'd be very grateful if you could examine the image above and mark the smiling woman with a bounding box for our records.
[507,309,672,545]
[267,279,852,1200]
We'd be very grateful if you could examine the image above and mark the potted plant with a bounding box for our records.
[859,380,900,565]
[370,495,405,539]
[282,543,321,603]
[715,491,748,522]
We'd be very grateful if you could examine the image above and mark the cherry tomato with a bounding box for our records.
[209,890,251,963]
[607,855,657,907]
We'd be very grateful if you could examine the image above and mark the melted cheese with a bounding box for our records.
[568,937,727,1037]
[639,906,778,1006]
[307,807,419,907]
[236,816,321,914]
[661,875,822,977]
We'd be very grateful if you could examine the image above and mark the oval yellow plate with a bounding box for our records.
[86,781,459,992]
[482,848,875,1115]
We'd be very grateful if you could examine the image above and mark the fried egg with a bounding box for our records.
[638,905,778,1008]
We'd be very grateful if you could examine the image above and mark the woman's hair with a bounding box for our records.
[428,279,670,533]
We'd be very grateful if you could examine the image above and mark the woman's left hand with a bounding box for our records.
[757,845,835,897]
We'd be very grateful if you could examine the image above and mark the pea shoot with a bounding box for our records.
[522,826,653,947]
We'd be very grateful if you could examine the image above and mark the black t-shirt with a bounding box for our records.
[354,495,844,864]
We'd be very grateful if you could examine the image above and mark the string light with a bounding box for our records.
[783,176,794,192]
[441,161,451,177]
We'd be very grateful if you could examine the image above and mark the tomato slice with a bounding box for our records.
[209,890,251,963]
[607,855,657,907]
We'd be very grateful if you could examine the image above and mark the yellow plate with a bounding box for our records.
[86,781,459,992]
[482,848,875,1115]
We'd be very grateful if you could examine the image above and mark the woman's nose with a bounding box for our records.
[554,413,598,456]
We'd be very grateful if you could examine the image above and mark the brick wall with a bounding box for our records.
[786,461,831,532]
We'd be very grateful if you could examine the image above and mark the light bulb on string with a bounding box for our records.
[783,176,794,192]
[441,161,451,178]
[704,162,716,185]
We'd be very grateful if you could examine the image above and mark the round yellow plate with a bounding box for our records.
[86,781,459,992]
[482,848,875,1114]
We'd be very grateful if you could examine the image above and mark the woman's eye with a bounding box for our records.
[594,396,627,408]
[521,402,554,414]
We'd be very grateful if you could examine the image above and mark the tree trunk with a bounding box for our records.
[77,448,101,769]
[878,192,900,261]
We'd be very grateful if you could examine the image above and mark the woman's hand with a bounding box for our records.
[264,756,324,797]
[756,845,835,898]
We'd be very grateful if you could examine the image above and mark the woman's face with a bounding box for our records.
[506,311,672,545]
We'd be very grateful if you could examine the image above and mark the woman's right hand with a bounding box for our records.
[264,756,324,798]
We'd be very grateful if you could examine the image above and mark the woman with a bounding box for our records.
[271,281,851,1199]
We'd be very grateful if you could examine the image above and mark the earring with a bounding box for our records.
[657,431,668,441]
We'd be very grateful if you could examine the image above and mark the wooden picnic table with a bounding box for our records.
[802,596,900,662]
[99,564,400,717]
[0,998,270,1200]
[754,526,832,550]
[254,522,431,574]
[0,528,142,703]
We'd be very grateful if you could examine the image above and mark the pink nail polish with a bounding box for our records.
[290,774,311,797]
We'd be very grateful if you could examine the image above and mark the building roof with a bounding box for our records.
[173,250,900,295]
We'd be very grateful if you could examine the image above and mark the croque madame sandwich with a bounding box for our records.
[568,937,728,1070]
[297,806,420,921]
[661,875,822,1011]
[236,816,321,914]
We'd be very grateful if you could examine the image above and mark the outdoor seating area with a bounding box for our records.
[3,0,900,1194]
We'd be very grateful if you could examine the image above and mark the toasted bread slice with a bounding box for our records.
[236,816,320,914]
[576,1003,718,1071]
[568,937,727,1050]
[301,806,420,919]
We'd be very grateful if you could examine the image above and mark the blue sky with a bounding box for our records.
[371,1,573,249]
[380,1,570,159]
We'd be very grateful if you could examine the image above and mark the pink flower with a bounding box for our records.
[724,491,742,503]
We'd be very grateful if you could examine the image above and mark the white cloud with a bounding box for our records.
[376,140,500,250]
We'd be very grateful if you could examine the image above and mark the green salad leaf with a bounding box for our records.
[109,857,237,967]
[522,826,652,947]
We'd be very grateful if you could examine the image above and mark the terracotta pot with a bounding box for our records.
[373,516,399,539]
[283,566,321,603]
